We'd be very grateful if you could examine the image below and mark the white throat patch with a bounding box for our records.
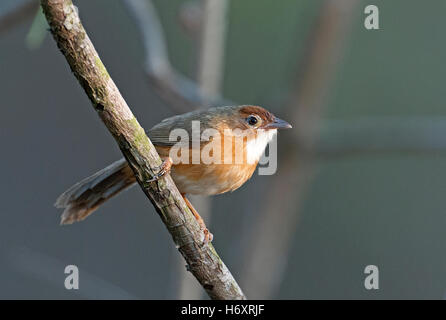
[246,129,277,164]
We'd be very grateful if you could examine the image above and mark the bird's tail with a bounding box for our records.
[55,158,137,225]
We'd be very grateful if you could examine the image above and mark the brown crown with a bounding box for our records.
[238,105,275,123]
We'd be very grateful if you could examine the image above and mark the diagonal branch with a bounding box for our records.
[122,0,231,113]
[40,0,245,300]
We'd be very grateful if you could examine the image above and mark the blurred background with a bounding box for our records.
[1,0,446,299]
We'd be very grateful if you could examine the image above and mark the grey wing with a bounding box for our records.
[147,110,212,147]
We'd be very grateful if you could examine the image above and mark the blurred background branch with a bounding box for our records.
[0,0,38,34]
[317,117,446,157]
[123,0,231,114]
[6,246,137,299]
[196,0,228,99]
[240,0,359,298]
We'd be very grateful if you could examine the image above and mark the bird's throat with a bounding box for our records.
[246,129,277,163]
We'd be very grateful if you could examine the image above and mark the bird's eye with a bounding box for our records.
[247,115,258,126]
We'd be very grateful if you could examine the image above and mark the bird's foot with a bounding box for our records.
[146,157,173,183]
[202,226,213,246]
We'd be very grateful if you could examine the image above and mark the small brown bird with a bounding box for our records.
[56,105,291,242]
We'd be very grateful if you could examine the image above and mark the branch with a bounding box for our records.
[196,0,229,98]
[122,0,232,113]
[316,117,446,157]
[40,0,245,300]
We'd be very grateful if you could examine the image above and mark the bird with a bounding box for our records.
[55,105,291,243]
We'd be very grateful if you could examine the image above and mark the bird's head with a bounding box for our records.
[205,105,292,164]
[236,105,292,131]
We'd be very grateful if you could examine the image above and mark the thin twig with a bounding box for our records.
[41,0,245,300]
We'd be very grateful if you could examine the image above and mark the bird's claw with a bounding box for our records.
[202,228,213,246]
[146,157,173,183]
[181,194,213,246]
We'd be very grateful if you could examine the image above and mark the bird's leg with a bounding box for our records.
[182,194,213,245]
[146,157,173,182]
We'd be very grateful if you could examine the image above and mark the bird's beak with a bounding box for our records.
[264,117,292,130]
